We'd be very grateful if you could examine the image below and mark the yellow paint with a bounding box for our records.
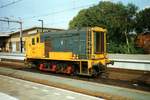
[87,60,92,69]
[79,61,82,73]
[91,29,94,56]
[91,27,107,32]
[104,31,106,53]
[25,33,45,58]
[49,52,73,60]
[89,27,107,66]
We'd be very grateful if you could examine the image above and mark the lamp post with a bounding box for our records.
[38,19,43,33]
[18,18,23,53]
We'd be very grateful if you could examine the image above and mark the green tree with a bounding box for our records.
[69,1,138,53]
[136,7,150,33]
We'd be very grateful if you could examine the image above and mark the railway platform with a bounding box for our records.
[0,75,103,100]
[0,67,149,100]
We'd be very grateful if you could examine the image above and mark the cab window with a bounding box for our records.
[37,37,39,43]
[94,32,104,53]
[32,38,35,45]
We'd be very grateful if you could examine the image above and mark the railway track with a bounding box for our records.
[0,60,150,92]
[20,67,150,92]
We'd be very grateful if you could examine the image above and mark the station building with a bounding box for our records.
[0,27,64,53]
[0,32,10,52]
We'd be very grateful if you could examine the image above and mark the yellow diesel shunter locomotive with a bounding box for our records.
[25,27,111,76]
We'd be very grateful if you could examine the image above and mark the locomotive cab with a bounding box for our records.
[81,27,109,76]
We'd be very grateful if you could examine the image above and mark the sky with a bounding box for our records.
[0,0,150,33]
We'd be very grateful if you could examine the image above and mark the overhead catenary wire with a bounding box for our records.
[0,0,23,8]
[22,2,97,20]
[0,1,98,32]
[18,2,98,30]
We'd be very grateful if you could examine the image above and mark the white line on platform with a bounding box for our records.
[32,86,39,89]
[41,89,49,92]
[0,92,19,100]
[53,92,61,96]
[66,96,75,99]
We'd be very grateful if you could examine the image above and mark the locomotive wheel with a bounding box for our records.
[91,65,100,77]
[51,64,57,72]
[39,63,44,70]
[91,68,98,77]
[65,65,73,74]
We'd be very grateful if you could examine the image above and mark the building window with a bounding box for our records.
[32,38,35,45]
